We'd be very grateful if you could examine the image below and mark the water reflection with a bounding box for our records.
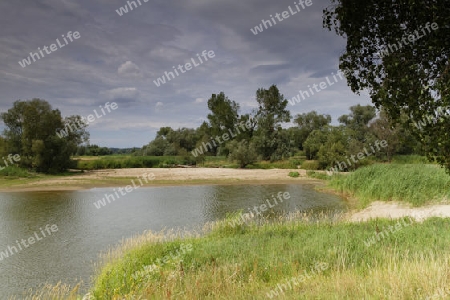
[0,184,345,297]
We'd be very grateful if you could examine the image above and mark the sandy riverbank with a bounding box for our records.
[0,168,313,192]
[347,201,450,222]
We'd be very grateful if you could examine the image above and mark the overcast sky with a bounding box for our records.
[0,0,371,148]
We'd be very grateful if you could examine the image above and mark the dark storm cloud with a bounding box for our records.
[0,0,371,147]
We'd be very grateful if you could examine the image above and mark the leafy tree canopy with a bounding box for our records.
[1,99,89,173]
[324,0,450,172]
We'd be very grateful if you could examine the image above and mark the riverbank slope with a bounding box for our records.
[0,168,311,192]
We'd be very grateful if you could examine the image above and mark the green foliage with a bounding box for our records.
[207,92,240,139]
[301,160,319,170]
[76,156,196,170]
[0,166,34,178]
[338,104,376,143]
[303,128,329,160]
[391,155,430,164]
[288,171,299,178]
[247,160,298,169]
[294,111,331,149]
[1,99,88,173]
[134,88,432,174]
[77,144,112,156]
[227,140,258,168]
[323,0,450,173]
[143,127,200,157]
[306,170,330,180]
[253,85,291,160]
[329,164,450,207]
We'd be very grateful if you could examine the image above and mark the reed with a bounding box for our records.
[329,164,450,207]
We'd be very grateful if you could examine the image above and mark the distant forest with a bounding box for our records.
[79,85,428,170]
[0,85,440,173]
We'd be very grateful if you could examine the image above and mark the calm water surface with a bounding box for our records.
[0,183,346,297]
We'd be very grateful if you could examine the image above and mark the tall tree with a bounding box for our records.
[1,99,89,173]
[338,104,376,143]
[369,109,402,161]
[207,93,240,138]
[324,0,450,172]
[253,85,291,160]
[294,111,331,149]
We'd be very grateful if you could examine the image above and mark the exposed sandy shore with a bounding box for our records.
[0,168,312,192]
[348,201,450,222]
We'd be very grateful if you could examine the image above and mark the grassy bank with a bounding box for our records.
[45,214,450,299]
[328,164,450,207]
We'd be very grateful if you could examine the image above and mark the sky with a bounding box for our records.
[0,0,371,148]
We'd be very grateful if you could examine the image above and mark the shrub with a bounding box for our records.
[288,171,300,178]
[0,166,34,178]
[301,160,320,170]
[306,171,330,180]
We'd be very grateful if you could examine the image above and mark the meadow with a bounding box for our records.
[36,214,450,300]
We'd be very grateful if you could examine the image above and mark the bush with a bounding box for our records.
[0,166,34,178]
[306,171,330,180]
[228,140,257,168]
[301,160,320,170]
[288,171,300,178]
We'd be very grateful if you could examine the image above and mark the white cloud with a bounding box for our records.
[118,61,142,78]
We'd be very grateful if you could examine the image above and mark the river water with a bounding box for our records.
[0,183,345,298]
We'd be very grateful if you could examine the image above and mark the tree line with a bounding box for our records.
[0,88,442,173]
[139,85,426,169]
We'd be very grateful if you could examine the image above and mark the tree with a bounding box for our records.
[1,99,89,173]
[253,85,291,160]
[294,111,331,149]
[227,140,257,168]
[369,109,401,161]
[303,128,330,160]
[338,104,376,143]
[207,92,240,153]
[324,0,450,172]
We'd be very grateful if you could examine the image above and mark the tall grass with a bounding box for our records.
[87,215,450,299]
[329,164,450,207]
[391,155,431,164]
[75,156,196,170]
[0,166,34,178]
[75,155,305,170]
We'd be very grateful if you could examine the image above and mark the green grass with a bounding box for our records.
[247,157,304,169]
[75,155,305,170]
[0,166,35,178]
[75,156,195,170]
[329,164,450,207]
[301,160,320,170]
[391,155,431,164]
[86,215,450,299]
[306,170,331,180]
